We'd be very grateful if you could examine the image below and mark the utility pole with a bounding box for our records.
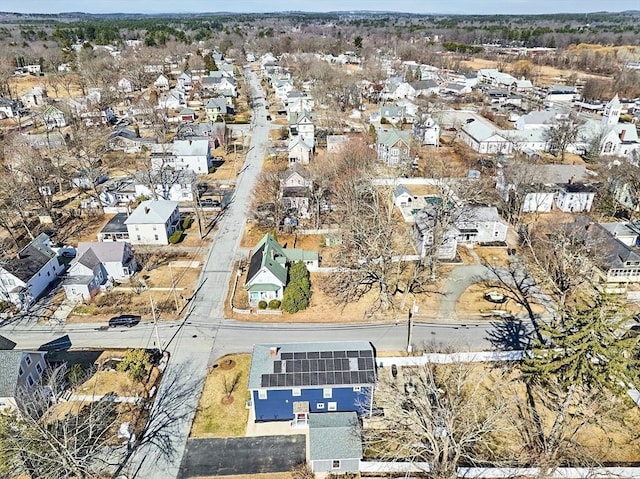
[150,296,162,351]
[168,262,180,314]
[407,300,416,354]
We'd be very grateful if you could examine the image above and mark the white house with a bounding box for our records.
[134,169,196,202]
[289,110,315,147]
[455,206,509,244]
[274,79,294,101]
[125,200,180,245]
[154,74,170,90]
[285,91,315,113]
[177,72,193,91]
[288,137,313,165]
[41,105,66,130]
[555,182,597,213]
[413,207,458,260]
[0,350,48,411]
[63,242,137,300]
[157,89,185,110]
[413,116,440,146]
[151,139,212,174]
[0,234,64,310]
[545,85,579,104]
[460,119,512,155]
[21,86,47,108]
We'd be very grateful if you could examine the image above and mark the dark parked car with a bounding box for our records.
[108,314,141,328]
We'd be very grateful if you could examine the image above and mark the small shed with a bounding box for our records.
[309,411,362,474]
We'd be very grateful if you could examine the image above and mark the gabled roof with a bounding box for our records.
[125,200,178,225]
[245,234,288,288]
[0,335,16,351]
[409,79,438,90]
[248,341,375,390]
[462,119,505,142]
[76,242,129,265]
[377,128,411,148]
[279,163,311,182]
[3,234,57,283]
[173,139,210,157]
[394,184,411,198]
[288,136,313,152]
[309,412,362,462]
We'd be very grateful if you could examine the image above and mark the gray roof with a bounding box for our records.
[100,213,129,234]
[462,119,502,142]
[309,412,363,462]
[76,242,129,265]
[0,335,16,351]
[248,341,375,390]
[125,200,178,225]
[3,234,57,283]
[0,351,33,397]
[409,80,438,90]
[599,222,640,239]
[394,184,411,198]
[173,139,210,157]
[377,128,411,148]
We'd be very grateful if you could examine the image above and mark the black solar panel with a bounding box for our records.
[262,348,375,388]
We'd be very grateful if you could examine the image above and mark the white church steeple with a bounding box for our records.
[602,94,621,126]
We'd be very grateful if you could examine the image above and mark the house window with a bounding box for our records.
[19,367,23,376]
[154,235,159,241]
[332,460,341,469]
[137,235,141,241]
[328,402,337,411]
[47,271,51,276]
[353,386,361,392]
[323,388,332,398]
[153,226,157,231]
[292,388,301,396]
[36,362,43,374]
[25,356,32,366]
[258,390,267,400]
[27,374,34,387]
[316,403,325,409]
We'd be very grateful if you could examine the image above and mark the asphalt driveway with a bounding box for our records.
[178,435,306,478]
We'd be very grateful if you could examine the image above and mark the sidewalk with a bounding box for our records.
[50,298,79,324]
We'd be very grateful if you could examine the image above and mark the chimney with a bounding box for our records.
[620,130,626,141]
[269,347,279,358]
[568,176,575,185]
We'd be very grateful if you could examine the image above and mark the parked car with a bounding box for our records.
[108,314,141,328]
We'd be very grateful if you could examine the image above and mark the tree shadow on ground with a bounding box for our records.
[486,317,534,351]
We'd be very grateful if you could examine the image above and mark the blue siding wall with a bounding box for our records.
[253,386,372,422]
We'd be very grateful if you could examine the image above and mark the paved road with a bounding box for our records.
[122,65,272,479]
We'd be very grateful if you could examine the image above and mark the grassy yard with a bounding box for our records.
[190,354,252,438]
[195,474,292,479]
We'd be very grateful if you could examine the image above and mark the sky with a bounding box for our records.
[5,0,640,15]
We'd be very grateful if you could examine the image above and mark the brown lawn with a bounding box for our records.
[455,282,547,317]
[474,247,511,267]
[190,354,251,438]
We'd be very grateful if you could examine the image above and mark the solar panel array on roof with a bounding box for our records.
[261,349,375,388]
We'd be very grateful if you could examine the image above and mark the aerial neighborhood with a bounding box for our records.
[0,6,639,479]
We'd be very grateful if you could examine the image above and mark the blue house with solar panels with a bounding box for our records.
[248,341,377,424]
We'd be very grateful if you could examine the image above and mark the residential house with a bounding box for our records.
[274,78,294,101]
[125,200,180,245]
[280,164,313,218]
[153,74,170,90]
[377,105,407,125]
[409,80,440,97]
[157,89,185,110]
[0,234,64,310]
[21,86,47,107]
[0,350,48,410]
[244,234,289,306]
[413,206,459,260]
[179,108,196,123]
[376,128,411,166]
[151,139,212,174]
[244,234,319,306]
[107,128,158,153]
[286,91,315,113]
[204,97,233,121]
[41,105,66,129]
[546,85,579,104]
[117,78,134,94]
[570,218,640,284]
[288,137,313,165]
[247,341,376,422]
[63,242,136,300]
[177,71,193,91]
[555,181,597,213]
[176,121,226,148]
[514,109,566,131]
[309,412,362,474]
[0,97,20,118]
[413,115,440,146]
[455,206,509,244]
[477,69,518,89]
[134,169,197,202]
[442,82,473,96]
[460,118,512,155]
[200,76,237,97]
[598,222,640,247]
[289,110,315,147]
[19,132,66,149]
[97,213,130,242]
